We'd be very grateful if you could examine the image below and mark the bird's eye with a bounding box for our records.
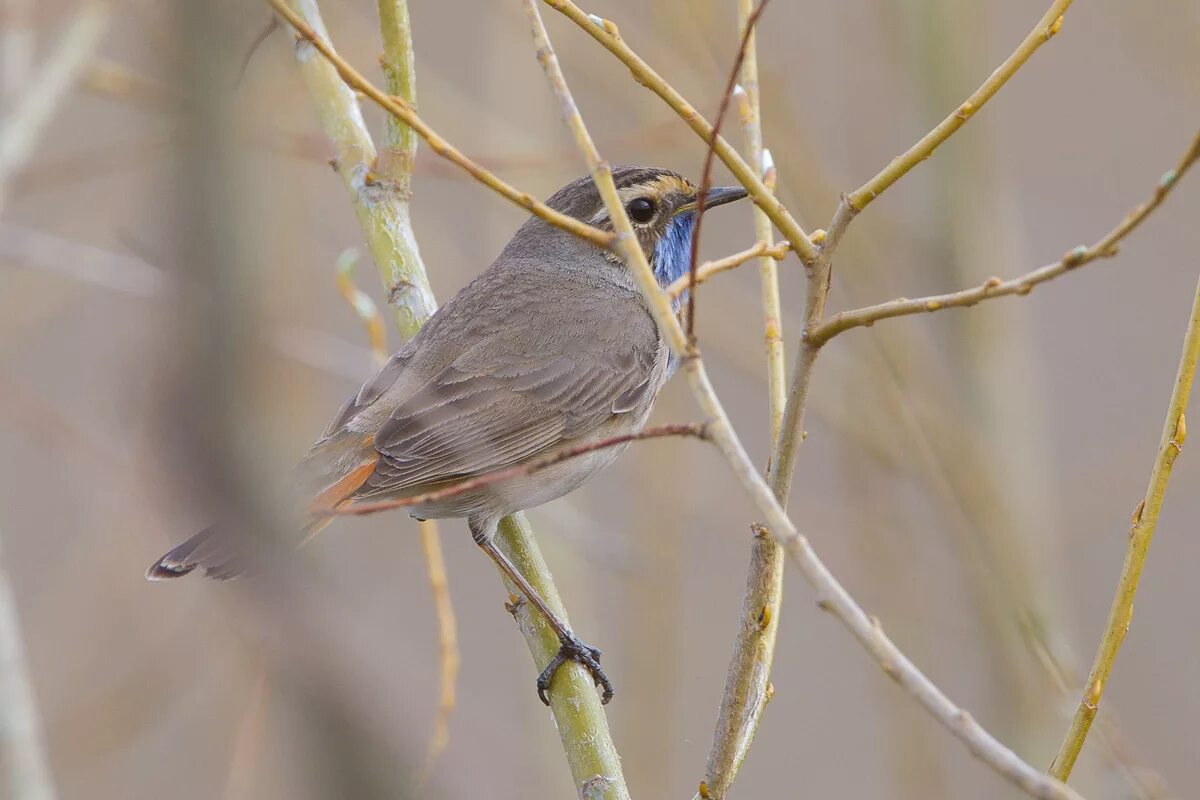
[626,197,656,224]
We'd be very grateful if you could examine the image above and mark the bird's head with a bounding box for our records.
[507,166,749,289]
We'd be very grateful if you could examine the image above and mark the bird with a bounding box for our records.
[147,166,748,705]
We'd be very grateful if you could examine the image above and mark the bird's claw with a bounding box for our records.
[536,631,614,705]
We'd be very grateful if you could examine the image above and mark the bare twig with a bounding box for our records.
[268,0,613,249]
[812,130,1200,344]
[685,0,770,341]
[1049,276,1200,781]
[665,240,788,299]
[822,0,1074,253]
[524,6,1083,799]
[329,424,710,517]
[540,0,819,266]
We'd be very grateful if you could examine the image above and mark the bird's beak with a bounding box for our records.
[674,185,749,215]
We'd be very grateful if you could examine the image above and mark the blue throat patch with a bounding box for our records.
[652,212,696,295]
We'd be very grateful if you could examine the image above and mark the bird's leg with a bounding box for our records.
[471,521,614,705]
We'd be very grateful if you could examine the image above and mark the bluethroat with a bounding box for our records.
[148,166,749,704]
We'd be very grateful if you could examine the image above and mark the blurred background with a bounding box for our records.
[1,0,1198,798]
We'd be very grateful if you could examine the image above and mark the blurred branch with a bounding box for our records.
[665,240,788,299]
[333,248,388,365]
[1,0,34,108]
[268,0,614,249]
[1050,276,1200,781]
[329,424,710,517]
[524,5,1082,799]
[540,0,820,266]
[823,0,1073,252]
[0,526,58,800]
[0,2,110,218]
[416,519,458,783]
[812,130,1200,344]
[697,2,787,796]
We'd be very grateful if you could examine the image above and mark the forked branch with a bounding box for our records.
[811,130,1200,344]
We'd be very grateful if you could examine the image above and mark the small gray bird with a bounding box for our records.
[148,166,748,704]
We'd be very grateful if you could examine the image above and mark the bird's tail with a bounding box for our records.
[147,452,378,581]
[145,517,334,581]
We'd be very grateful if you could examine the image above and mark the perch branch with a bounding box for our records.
[524,6,1083,799]
[1049,276,1200,781]
[812,130,1200,344]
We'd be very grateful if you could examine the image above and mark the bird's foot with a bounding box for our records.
[536,631,614,706]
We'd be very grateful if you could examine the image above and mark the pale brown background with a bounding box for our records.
[2,1,1198,798]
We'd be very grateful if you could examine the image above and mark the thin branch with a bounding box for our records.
[697,3,786,795]
[333,248,388,365]
[811,130,1200,345]
[540,0,819,266]
[524,6,1083,799]
[685,0,770,341]
[665,240,788,299]
[416,518,458,783]
[328,424,710,517]
[1049,276,1200,781]
[268,0,613,250]
[822,0,1073,252]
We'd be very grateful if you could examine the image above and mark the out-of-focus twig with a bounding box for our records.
[0,2,110,218]
[333,248,388,365]
[0,526,58,800]
[416,519,457,782]
[1,0,34,108]
[665,240,788,298]
[811,130,1200,344]
[220,662,270,800]
[1049,276,1200,781]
